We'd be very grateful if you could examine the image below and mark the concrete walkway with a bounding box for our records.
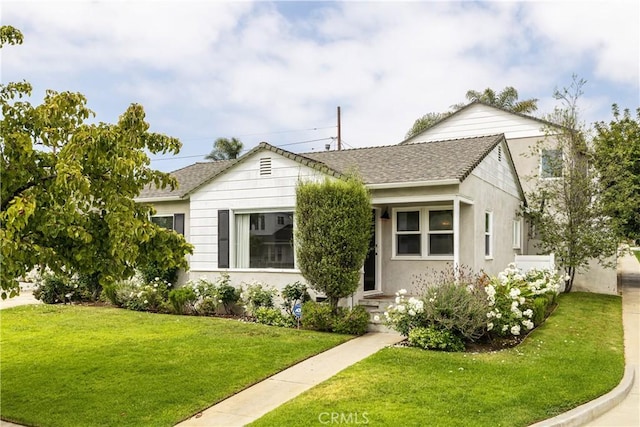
[582,250,640,427]
[175,332,404,426]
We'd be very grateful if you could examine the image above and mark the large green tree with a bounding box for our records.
[525,76,617,292]
[405,86,538,139]
[205,137,243,160]
[1,26,192,298]
[295,176,371,311]
[592,105,640,242]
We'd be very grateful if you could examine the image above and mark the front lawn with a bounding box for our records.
[0,305,351,427]
[251,293,624,427]
[634,249,640,264]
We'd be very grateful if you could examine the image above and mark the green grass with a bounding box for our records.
[0,305,351,427]
[251,293,624,427]
[634,249,640,263]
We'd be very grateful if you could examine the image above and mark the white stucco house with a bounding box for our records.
[137,101,617,300]
[137,133,528,302]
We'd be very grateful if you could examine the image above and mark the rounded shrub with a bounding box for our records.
[334,305,370,336]
[408,326,465,352]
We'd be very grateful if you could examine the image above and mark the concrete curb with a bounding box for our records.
[529,364,636,427]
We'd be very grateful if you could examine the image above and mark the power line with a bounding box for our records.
[150,137,335,162]
[176,125,337,143]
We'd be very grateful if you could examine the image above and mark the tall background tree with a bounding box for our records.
[525,76,617,292]
[405,86,538,139]
[206,137,243,160]
[592,105,640,242]
[295,176,371,311]
[0,26,192,298]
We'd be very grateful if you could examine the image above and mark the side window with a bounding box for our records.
[484,212,493,258]
[151,214,185,235]
[428,210,453,256]
[395,210,421,255]
[540,149,562,178]
[512,219,522,250]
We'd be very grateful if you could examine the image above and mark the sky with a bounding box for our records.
[2,0,639,172]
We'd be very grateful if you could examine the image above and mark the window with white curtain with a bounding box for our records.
[235,212,294,269]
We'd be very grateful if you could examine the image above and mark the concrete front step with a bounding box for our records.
[358,296,396,333]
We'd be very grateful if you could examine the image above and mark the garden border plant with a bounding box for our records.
[384,264,562,351]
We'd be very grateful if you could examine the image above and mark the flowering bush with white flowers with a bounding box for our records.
[185,277,223,315]
[383,289,428,336]
[119,276,172,312]
[32,267,98,304]
[485,263,560,337]
[241,281,278,316]
[384,267,490,348]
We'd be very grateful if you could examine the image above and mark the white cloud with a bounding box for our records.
[2,0,638,171]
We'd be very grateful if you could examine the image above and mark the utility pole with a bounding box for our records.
[337,106,342,150]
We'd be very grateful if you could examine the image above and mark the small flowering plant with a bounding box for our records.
[122,276,171,312]
[241,281,277,316]
[185,278,222,315]
[485,263,561,337]
[383,289,427,336]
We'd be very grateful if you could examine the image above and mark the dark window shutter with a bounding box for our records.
[174,214,185,235]
[218,210,229,268]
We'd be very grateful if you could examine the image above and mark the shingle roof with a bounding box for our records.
[137,160,233,199]
[137,134,505,199]
[304,134,504,184]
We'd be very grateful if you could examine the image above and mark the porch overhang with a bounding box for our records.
[372,195,473,272]
[371,194,474,205]
[135,196,184,203]
[366,179,460,190]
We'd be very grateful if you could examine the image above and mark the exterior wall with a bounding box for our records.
[188,149,327,290]
[461,143,524,275]
[404,103,547,143]
[507,135,561,195]
[377,208,453,295]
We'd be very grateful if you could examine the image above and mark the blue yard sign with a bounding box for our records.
[293,303,302,318]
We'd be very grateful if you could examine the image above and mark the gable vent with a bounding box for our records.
[498,145,503,162]
[260,157,272,175]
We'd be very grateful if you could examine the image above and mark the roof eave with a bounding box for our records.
[135,195,185,203]
[367,179,460,190]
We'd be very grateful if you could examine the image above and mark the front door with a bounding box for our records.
[363,209,377,292]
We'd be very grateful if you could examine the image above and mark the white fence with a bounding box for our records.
[514,254,555,273]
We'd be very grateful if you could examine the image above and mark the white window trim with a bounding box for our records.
[151,214,175,229]
[392,206,454,260]
[392,208,422,257]
[539,148,564,180]
[231,208,296,270]
[484,211,493,260]
[512,218,522,250]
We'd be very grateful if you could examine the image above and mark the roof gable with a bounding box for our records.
[401,101,559,144]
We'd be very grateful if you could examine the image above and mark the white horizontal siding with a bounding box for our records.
[470,142,520,198]
[189,149,328,271]
[406,104,547,143]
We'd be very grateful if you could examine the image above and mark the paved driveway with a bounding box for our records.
[0,285,41,310]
